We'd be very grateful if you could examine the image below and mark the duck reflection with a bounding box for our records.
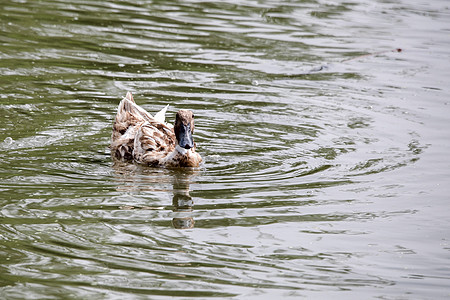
[171,171,195,229]
[112,162,198,229]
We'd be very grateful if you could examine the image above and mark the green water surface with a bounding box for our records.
[1,0,449,298]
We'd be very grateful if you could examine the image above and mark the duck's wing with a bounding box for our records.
[154,104,169,124]
[133,121,176,165]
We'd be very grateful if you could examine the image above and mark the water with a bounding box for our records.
[1,0,449,298]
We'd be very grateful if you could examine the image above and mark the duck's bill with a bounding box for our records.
[178,124,194,149]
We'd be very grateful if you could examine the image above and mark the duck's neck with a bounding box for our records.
[175,144,188,155]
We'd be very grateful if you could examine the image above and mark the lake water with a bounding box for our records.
[1,0,449,298]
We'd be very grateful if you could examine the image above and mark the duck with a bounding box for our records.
[110,92,202,167]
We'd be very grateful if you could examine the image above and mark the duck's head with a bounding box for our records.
[174,109,195,150]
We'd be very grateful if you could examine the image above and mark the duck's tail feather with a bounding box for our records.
[125,91,134,103]
[116,92,153,123]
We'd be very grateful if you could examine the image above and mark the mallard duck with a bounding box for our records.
[110,92,202,167]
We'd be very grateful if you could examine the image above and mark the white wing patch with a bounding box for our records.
[154,104,169,123]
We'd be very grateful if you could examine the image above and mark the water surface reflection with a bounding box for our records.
[113,162,198,229]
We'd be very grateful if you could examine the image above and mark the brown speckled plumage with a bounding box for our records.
[110,92,202,167]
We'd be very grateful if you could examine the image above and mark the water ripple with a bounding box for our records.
[1,0,449,298]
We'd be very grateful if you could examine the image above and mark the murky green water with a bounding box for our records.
[1,0,449,298]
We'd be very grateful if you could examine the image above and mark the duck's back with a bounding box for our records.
[111,93,176,165]
[133,122,176,166]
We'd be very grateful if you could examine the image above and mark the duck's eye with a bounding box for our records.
[192,114,195,118]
